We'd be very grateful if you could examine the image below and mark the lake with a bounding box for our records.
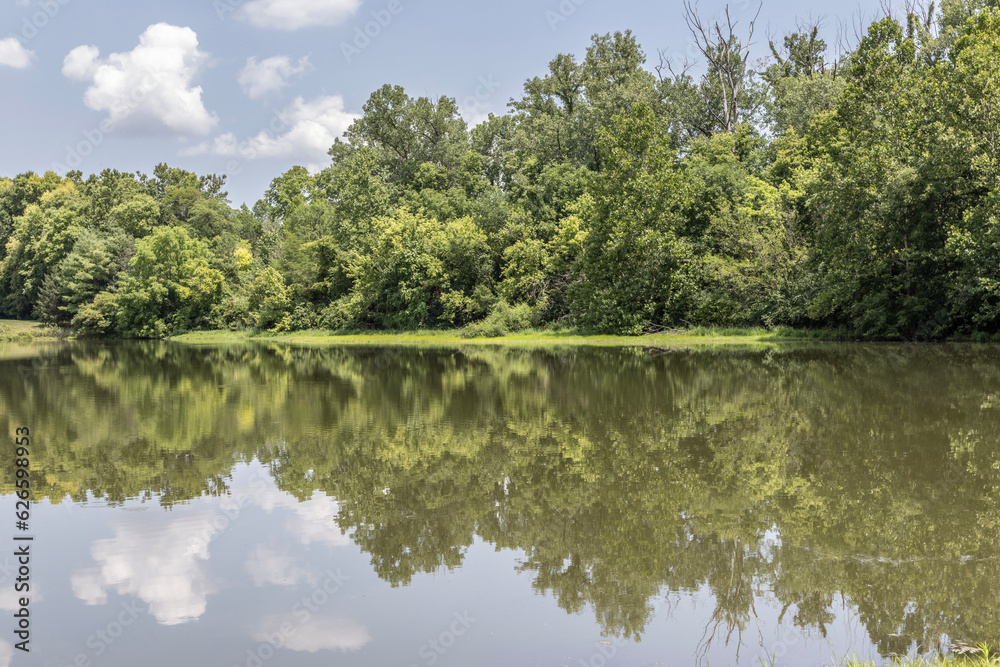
[2,341,999,666]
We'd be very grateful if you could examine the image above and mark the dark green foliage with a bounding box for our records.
[573,103,694,333]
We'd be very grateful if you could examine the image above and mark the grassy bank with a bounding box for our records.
[0,319,65,342]
[166,324,1000,346]
[6,319,996,346]
[169,325,838,347]
[831,647,999,667]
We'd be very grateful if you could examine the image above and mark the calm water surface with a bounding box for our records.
[2,341,999,666]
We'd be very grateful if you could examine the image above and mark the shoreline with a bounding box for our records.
[5,319,1000,346]
[169,327,809,347]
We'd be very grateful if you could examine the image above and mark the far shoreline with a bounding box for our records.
[6,320,1000,346]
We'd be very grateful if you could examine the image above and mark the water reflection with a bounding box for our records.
[71,512,218,625]
[2,341,1000,663]
[253,615,372,653]
[246,545,308,587]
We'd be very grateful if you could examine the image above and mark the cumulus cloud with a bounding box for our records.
[180,95,357,166]
[238,55,310,99]
[62,44,99,80]
[62,23,217,135]
[0,38,33,69]
[238,0,361,30]
[70,512,220,625]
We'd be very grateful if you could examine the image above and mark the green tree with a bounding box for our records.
[510,31,657,171]
[0,181,86,317]
[36,230,129,326]
[335,84,468,190]
[331,209,492,329]
[115,226,224,337]
[248,266,290,330]
[807,18,940,337]
[573,103,693,333]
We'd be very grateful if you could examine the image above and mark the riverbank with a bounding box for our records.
[7,319,997,345]
[0,319,65,342]
[169,326,836,347]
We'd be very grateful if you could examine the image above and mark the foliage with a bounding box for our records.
[572,102,693,333]
[115,226,224,337]
[460,300,535,337]
[4,7,1000,338]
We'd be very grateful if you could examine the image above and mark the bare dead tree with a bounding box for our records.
[681,0,764,133]
[654,49,696,85]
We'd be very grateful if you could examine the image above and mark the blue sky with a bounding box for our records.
[1,0,875,206]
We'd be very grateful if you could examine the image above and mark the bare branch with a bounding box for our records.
[655,49,694,82]
[681,1,763,133]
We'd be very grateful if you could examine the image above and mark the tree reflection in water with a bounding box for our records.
[2,341,1000,659]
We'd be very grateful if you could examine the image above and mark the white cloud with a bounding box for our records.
[255,616,371,652]
[239,55,310,99]
[70,512,221,625]
[181,95,357,164]
[289,493,353,547]
[0,38,33,69]
[230,483,352,547]
[62,23,217,135]
[245,545,308,587]
[0,640,11,667]
[460,103,494,130]
[62,44,100,80]
[69,465,351,628]
[238,0,361,30]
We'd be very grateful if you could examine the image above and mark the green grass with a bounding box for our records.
[760,644,1000,667]
[0,319,65,342]
[169,323,884,347]
[170,326,817,347]
[831,648,1000,666]
[9,319,994,346]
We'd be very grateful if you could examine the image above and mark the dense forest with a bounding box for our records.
[5,1,1000,339]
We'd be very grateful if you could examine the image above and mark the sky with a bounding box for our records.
[0,0,879,207]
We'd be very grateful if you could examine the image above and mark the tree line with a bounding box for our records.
[4,1,1000,339]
